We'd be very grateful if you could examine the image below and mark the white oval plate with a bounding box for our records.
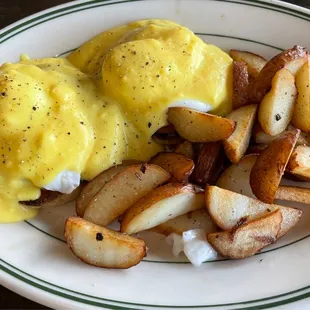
[1,0,310,309]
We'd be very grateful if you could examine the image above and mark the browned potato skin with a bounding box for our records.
[230,49,267,78]
[208,210,282,259]
[190,142,226,186]
[150,152,194,182]
[167,107,236,143]
[76,165,126,217]
[174,141,195,160]
[83,164,170,226]
[21,184,85,208]
[232,61,250,109]
[65,217,146,269]
[250,46,308,103]
[250,129,300,203]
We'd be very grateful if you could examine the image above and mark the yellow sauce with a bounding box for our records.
[0,19,232,223]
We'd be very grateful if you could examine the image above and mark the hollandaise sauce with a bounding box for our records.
[0,19,232,223]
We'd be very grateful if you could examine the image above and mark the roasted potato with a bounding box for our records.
[76,165,126,217]
[258,68,297,136]
[287,145,310,181]
[246,144,267,155]
[190,142,226,186]
[275,186,310,204]
[65,217,146,269]
[250,128,300,203]
[167,107,235,143]
[223,104,257,163]
[250,45,308,103]
[149,152,194,182]
[151,209,217,236]
[291,60,310,132]
[230,49,267,78]
[232,61,250,109]
[174,141,195,159]
[208,210,282,259]
[121,183,204,235]
[83,164,170,226]
[21,185,84,208]
[206,186,302,238]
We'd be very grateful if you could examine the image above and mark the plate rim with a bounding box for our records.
[1,0,310,309]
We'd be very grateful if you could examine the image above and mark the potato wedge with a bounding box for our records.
[287,145,310,181]
[167,107,235,143]
[83,164,170,226]
[206,186,302,238]
[223,104,257,163]
[64,217,146,269]
[258,68,297,136]
[121,183,205,234]
[232,61,250,109]
[246,144,267,155]
[230,49,267,78]
[250,45,308,103]
[208,210,282,259]
[174,141,195,160]
[190,142,226,186]
[156,125,176,134]
[275,186,310,204]
[149,152,194,182]
[151,209,217,236]
[291,60,310,131]
[76,165,126,217]
[250,128,300,203]
[21,185,84,208]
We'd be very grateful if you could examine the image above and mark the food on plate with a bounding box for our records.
[152,130,183,145]
[151,209,218,236]
[258,68,297,136]
[167,107,236,143]
[230,49,267,78]
[174,141,195,159]
[190,142,226,186]
[291,60,310,131]
[121,183,205,234]
[65,217,146,269]
[83,164,170,226]
[287,145,310,181]
[149,152,194,182]
[21,185,84,209]
[76,165,126,217]
[250,128,300,203]
[250,45,308,103]
[275,186,310,204]
[232,61,250,109]
[0,19,232,223]
[206,186,302,238]
[208,210,282,259]
[223,104,257,163]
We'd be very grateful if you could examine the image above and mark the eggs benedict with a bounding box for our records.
[0,19,232,223]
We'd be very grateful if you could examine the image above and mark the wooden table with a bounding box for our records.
[0,0,309,309]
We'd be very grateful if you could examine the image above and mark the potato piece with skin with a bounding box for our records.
[64,217,146,269]
[232,61,250,109]
[208,210,282,259]
[151,209,218,236]
[76,165,126,217]
[190,142,226,186]
[287,145,310,181]
[174,141,195,160]
[149,152,194,182]
[230,49,267,78]
[258,68,297,136]
[250,45,308,103]
[167,107,236,143]
[121,183,205,235]
[83,164,170,226]
[206,186,302,238]
[292,60,310,132]
[250,128,300,203]
[223,104,258,163]
[275,186,310,204]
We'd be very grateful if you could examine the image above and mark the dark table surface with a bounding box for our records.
[0,0,310,309]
